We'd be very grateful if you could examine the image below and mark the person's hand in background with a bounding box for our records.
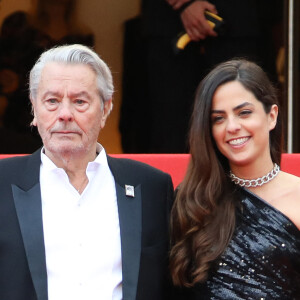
[166,0,191,10]
[180,1,218,40]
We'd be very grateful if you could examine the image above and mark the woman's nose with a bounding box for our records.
[226,117,241,133]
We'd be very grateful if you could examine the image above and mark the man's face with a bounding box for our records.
[32,62,111,159]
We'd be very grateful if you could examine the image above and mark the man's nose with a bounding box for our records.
[58,101,74,122]
[226,116,241,133]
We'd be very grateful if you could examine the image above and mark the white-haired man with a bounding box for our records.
[0,44,174,300]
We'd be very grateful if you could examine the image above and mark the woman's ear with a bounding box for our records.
[268,104,278,131]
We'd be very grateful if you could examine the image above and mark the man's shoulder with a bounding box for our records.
[107,156,167,175]
[107,155,168,175]
[107,156,173,187]
[0,154,30,170]
[0,151,39,167]
[0,151,41,182]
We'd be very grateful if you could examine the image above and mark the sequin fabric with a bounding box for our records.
[192,188,300,299]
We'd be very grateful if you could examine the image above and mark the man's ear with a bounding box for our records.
[268,104,278,131]
[30,98,37,126]
[100,99,113,129]
[31,116,37,127]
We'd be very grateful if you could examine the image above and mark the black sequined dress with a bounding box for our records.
[191,188,300,300]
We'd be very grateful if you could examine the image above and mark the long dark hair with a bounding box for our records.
[170,59,282,287]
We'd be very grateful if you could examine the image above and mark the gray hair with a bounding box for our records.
[29,44,114,107]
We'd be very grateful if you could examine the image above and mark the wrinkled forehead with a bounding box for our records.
[36,63,99,99]
[42,61,96,75]
[39,62,96,84]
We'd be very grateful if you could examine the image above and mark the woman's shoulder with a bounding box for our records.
[272,171,300,230]
[280,171,300,190]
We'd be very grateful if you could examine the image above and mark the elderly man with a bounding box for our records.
[0,44,174,300]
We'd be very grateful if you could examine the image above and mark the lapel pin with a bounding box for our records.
[125,185,135,197]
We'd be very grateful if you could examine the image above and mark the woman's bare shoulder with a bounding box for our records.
[280,171,300,189]
[274,171,300,230]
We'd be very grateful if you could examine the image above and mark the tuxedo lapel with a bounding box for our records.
[11,151,48,300]
[108,157,142,300]
[12,183,48,300]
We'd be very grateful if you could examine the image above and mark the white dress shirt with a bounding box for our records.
[40,145,122,300]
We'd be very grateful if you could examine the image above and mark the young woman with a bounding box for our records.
[170,59,300,299]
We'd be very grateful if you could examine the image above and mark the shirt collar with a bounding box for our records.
[41,143,107,172]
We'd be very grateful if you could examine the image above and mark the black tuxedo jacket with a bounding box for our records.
[0,150,174,300]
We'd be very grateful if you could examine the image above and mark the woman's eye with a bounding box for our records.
[239,110,252,117]
[212,115,224,123]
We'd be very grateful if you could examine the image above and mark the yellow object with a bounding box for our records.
[205,10,223,22]
[175,11,224,51]
[176,33,191,50]
[207,20,216,29]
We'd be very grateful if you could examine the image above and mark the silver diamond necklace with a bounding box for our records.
[229,163,280,188]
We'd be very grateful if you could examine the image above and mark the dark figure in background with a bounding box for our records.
[0,0,94,153]
[170,59,300,299]
[120,0,283,153]
[29,0,94,46]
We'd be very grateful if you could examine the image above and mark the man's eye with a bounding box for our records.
[75,99,85,105]
[47,98,57,104]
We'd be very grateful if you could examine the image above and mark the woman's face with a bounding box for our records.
[210,81,278,169]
